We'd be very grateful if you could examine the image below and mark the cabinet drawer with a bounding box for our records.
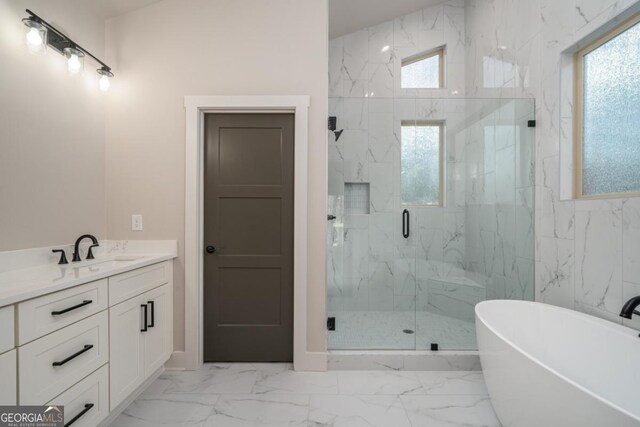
[0,305,15,353]
[0,350,17,405]
[19,311,109,405]
[49,364,109,427]
[17,279,108,345]
[109,262,170,306]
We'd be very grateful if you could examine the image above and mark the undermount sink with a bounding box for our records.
[72,256,145,269]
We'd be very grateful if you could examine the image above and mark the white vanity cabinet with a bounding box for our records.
[0,256,174,426]
[0,305,16,405]
[109,263,173,410]
[0,350,17,405]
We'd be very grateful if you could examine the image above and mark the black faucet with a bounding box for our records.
[619,296,640,319]
[72,234,99,262]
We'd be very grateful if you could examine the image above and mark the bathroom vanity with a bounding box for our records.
[0,241,176,427]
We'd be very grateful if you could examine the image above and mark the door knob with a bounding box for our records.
[206,245,216,254]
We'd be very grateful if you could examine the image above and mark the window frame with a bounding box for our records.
[401,46,446,89]
[573,12,640,199]
[400,120,445,208]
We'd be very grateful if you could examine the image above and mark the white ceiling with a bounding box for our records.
[82,0,164,19]
[329,0,446,39]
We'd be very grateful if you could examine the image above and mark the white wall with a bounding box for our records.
[465,0,640,330]
[0,1,106,251]
[104,0,329,353]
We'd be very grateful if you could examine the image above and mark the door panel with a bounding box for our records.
[109,294,145,410]
[218,268,282,325]
[218,128,283,185]
[204,113,294,362]
[144,283,172,376]
[218,198,282,255]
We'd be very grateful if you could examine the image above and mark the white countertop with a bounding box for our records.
[0,240,177,307]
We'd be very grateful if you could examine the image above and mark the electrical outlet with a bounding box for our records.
[132,214,143,231]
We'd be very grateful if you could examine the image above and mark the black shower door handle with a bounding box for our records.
[402,209,410,238]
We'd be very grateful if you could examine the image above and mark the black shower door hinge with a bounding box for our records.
[327,317,336,331]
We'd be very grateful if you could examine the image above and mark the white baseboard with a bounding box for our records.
[294,351,327,371]
[165,350,187,370]
[98,367,164,427]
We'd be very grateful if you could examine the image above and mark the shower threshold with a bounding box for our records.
[327,350,481,371]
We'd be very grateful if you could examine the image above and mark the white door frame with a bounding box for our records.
[183,95,325,371]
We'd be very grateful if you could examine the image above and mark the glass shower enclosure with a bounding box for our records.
[327,97,535,351]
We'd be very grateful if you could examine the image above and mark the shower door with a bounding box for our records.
[327,97,535,351]
[413,99,535,351]
[327,97,417,350]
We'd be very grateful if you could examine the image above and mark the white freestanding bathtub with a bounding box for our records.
[476,300,640,427]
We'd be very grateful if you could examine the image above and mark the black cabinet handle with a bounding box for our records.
[402,209,410,238]
[51,300,93,316]
[148,301,155,328]
[52,344,93,367]
[64,403,94,427]
[141,304,148,332]
[206,245,216,254]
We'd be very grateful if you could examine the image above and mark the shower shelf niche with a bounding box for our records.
[344,182,370,215]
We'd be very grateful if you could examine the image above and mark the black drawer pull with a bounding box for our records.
[402,209,410,238]
[148,301,155,328]
[64,403,94,427]
[51,300,92,316]
[52,344,93,367]
[141,304,148,332]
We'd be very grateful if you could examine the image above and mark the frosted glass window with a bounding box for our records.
[578,15,640,196]
[401,122,442,206]
[401,48,444,89]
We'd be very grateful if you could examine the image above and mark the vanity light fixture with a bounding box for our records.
[21,9,115,91]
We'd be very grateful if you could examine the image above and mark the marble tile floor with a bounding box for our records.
[327,310,477,350]
[110,363,500,426]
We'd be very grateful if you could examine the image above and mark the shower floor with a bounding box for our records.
[327,310,477,350]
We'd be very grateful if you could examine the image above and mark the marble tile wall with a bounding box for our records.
[464,0,640,331]
[463,99,536,303]
[329,0,467,99]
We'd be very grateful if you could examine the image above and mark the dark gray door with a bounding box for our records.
[203,113,294,362]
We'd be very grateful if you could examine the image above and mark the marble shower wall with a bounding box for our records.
[464,0,640,330]
[329,0,466,99]
[327,0,468,313]
[463,99,535,303]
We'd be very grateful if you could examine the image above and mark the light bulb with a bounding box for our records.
[99,74,110,92]
[68,54,81,74]
[26,28,43,47]
[381,45,390,53]
[97,68,114,92]
[23,19,46,53]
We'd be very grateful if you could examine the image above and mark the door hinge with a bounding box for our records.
[327,317,336,331]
